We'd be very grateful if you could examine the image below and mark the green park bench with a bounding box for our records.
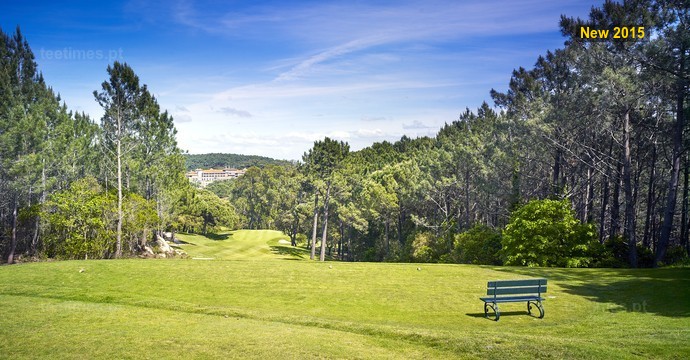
[480,278,547,321]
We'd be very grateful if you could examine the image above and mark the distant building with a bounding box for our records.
[185,167,246,187]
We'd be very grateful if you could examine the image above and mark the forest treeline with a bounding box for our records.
[208,1,690,268]
[1,0,689,268]
[184,153,292,171]
[0,26,236,262]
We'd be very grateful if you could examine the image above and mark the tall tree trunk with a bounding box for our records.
[610,157,623,240]
[398,206,404,245]
[682,154,690,256]
[31,159,46,256]
[310,192,318,260]
[623,110,637,268]
[584,166,594,223]
[384,217,390,258]
[319,181,331,262]
[599,142,613,243]
[116,116,123,258]
[553,147,562,196]
[347,225,353,262]
[290,190,302,247]
[657,74,686,266]
[465,165,471,228]
[643,140,657,249]
[599,174,610,244]
[7,198,18,264]
[338,219,344,260]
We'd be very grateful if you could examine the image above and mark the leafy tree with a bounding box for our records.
[302,137,349,261]
[93,62,142,258]
[94,62,183,256]
[172,186,238,234]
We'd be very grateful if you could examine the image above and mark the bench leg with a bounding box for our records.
[484,302,500,321]
[527,300,544,319]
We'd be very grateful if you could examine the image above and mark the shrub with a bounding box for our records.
[453,225,502,265]
[502,198,597,267]
[410,231,436,263]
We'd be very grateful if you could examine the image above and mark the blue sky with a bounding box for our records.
[2,0,600,160]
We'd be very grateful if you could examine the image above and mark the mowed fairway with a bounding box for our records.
[0,233,688,359]
[175,230,311,260]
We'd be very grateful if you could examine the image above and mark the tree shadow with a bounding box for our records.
[466,311,534,320]
[205,233,231,241]
[171,239,194,245]
[492,267,690,318]
[270,245,310,259]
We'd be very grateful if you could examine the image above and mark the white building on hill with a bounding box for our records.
[185,168,246,187]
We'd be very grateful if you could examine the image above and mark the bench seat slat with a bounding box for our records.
[487,286,547,296]
[487,279,546,287]
[481,295,544,303]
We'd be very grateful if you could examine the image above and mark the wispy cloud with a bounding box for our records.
[403,120,435,130]
[178,127,404,160]
[361,116,388,122]
[218,107,252,118]
[174,113,193,123]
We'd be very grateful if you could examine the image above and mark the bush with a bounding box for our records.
[590,236,628,268]
[410,231,436,263]
[502,198,597,267]
[453,225,502,265]
[663,245,689,266]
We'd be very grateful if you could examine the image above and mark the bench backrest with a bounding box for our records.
[486,279,547,297]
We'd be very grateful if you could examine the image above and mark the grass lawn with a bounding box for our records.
[0,232,688,359]
[174,229,311,260]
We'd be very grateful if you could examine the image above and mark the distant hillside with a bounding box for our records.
[184,153,292,170]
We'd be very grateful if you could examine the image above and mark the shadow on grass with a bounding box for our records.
[493,267,690,318]
[270,245,310,259]
[466,311,537,320]
[205,233,231,241]
[171,239,194,245]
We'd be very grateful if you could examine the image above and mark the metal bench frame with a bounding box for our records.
[480,279,547,321]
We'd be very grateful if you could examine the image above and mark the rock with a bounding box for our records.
[163,232,173,241]
[156,236,174,255]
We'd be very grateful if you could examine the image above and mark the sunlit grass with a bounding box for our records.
[0,232,688,359]
[175,229,310,260]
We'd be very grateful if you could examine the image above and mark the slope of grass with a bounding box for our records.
[174,229,310,260]
[0,258,688,359]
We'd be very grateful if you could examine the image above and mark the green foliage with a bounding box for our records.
[41,177,161,259]
[302,137,350,179]
[184,153,291,170]
[205,178,235,198]
[172,187,238,234]
[502,199,597,267]
[409,232,437,263]
[121,193,159,251]
[42,177,116,259]
[452,224,502,265]
[591,236,630,268]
